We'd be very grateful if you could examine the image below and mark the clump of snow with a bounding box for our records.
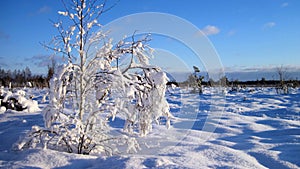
[23,99,41,113]
[0,106,6,114]
[0,88,41,113]
[58,11,68,16]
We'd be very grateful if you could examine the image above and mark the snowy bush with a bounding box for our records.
[16,0,171,155]
[0,88,40,113]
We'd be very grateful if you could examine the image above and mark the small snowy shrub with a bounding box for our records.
[17,0,171,155]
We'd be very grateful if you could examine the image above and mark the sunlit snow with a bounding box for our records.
[0,87,299,168]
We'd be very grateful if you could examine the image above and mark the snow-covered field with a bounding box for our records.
[0,87,299,169]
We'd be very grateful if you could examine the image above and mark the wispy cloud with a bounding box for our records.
[0,63,8,68]
[224,65,300,81]
[37,5,51,14]
[29,5,51,16]
[281,2,289,8]
[0,31,10,40]
[27,55,64,67]
[201,25,220,36]
[0,57,8,67]
[225,65,300,73]
[227,30,236,37]
[263,22,276,30]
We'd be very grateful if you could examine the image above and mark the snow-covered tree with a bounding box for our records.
[186,66,204,94]
[276,65,290,94]
[16,0,171,155]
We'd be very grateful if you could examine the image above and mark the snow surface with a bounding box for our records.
[0,87,299,169]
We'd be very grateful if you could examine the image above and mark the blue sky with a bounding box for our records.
[0,0,300,77]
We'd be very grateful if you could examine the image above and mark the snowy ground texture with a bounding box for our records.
[0,87,299,169]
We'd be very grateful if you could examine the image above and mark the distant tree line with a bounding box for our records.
[0,66,53,88]
[1,65,299,89]
[175,66,300,89]
[178,76,299,88]
[226,78,299,88]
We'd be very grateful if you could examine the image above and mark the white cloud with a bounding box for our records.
[281,2,289,8]
[201,25,220,36]
[263,22,276,29]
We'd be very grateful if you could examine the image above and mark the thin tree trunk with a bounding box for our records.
[79,0,85,120]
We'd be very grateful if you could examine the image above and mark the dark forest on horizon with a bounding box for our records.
[0,67,53,88]
[0,67,299,89]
